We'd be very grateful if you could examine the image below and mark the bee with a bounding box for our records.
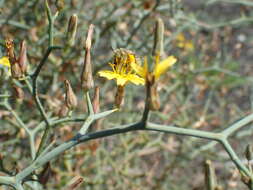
[111,48,139,73]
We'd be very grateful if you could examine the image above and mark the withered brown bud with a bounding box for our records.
[66,14,78,46]
[13,85,24,101]
[6,38,26,79]
[204,160,218,190]
[67,177,84,190]
[146,73,160,110]
[92,86,100,114]
[5,38,16,64]
[81,24,94,91]
[245,144,252,161]
[38,162,52,186]
[64,80,77,110]
[153,17,164,57]
[18,40,27,74]
[11,62,23,79]
[58,104,69,117]
[115,85,125,108]
[56,0,65,11]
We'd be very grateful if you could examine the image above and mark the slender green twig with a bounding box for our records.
[220,139,252,178]
[32,1,61,157]
[1,101,36,160]
[192,113,253,158]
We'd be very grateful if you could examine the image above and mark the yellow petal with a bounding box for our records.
[98,70,117,80]
[0,57,10,68]
[154,56,177,79]
[116,76,128,86]
[176,33,185,42]
[127,74,145,85]
[185,41,194,51]
[131,62,145,78]
[128,54,136,63]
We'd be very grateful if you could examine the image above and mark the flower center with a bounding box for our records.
[111,49,135,75]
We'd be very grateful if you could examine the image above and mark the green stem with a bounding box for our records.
[220,139,252,178]
[146,122,222,141]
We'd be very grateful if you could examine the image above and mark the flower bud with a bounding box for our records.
[38,162,52,186]
[245,144,252,161]
[204,160,218,190]
[56,0,65,11]
[115,85,124,108]
[11,61,23,79]
[153,17,164,57]
[18,40,27,74]
[58,104,69,117]
[64,80,77,110]
[92,86,100,114]
[12,85,24,102]
[5,38,16,64]
[5,38,25,79]
[146,73,160,110]
[81,24,94,91]
[66,14,78,46]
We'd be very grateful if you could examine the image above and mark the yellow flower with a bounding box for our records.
[98,49,145,86]
[0,56,10,68]
[176,33,194,51]
[0,56,11,75]
[131,55,177,81]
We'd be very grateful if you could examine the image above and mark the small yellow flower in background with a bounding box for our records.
[176,33,194,52]
[0,56,11,68]
[131,55,177,81]
[0,56,11,75]
[98,49,145,86]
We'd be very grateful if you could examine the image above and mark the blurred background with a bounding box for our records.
[0,0,253,189]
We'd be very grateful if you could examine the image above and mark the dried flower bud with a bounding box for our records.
[146,73,160,110]
[56,0,65,11]
[64,80,77,110]
[13,85,24,101]
[204,160,218,190]
[241,174,251,188]
[58,104,69,117]
[66,14,78,46]
[245,144,252,161]
[5,38,16,64]
[153,17,164,57]
[81,24,94,91]
[38,162,52,186]
[5,38,25,79]
[18,40,27,74]
[92,86,100,114]
[11,61,23,79]
[67,177,84,190]
[115,85,124,108]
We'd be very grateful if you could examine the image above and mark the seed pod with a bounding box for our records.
[115,85,125,108]
[64,80,77,110]
[18,40,27,74]
[66,14,78,46]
